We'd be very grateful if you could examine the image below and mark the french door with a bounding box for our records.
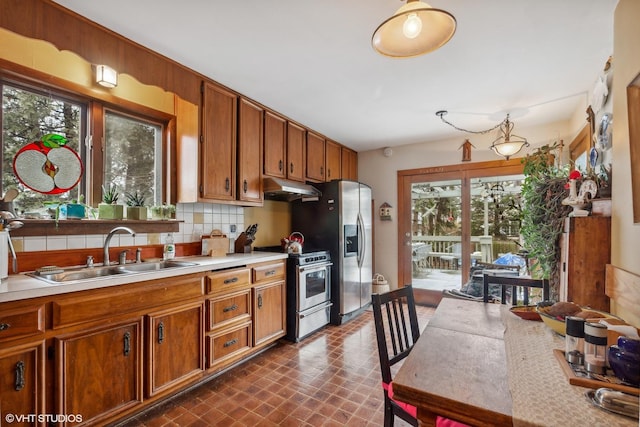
[398,159,525,306]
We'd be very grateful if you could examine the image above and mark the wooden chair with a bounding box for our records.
[372,285,420,427]
[482,274,550,304]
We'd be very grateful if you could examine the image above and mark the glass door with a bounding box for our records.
[398,160,525,306]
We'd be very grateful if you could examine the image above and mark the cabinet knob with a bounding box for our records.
[223,304,238,313]
[157,322,165,344]
[123,331,131,356]
[225,177,230,192]
[279,160,283,172]
[0,323,10,331]
[290,163,294,174]
[243,180,248,193]
[15,360,25,391]
[257,293,263,309]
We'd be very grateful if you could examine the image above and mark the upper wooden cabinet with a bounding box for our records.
[201,82,238,201]
[237,98,264,204]
[286,122,306,182]
[306,131,325,182]
[325,140,342,182]
[263,111,287,179]
[341,147,358,181]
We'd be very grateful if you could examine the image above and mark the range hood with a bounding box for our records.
[263,177,321,201]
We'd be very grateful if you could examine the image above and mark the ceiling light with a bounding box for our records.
[95,65,118,88]
[436,110,530,160]
[372,0,456,58]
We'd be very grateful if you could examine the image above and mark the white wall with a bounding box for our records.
[358,119,574,289]
[611,0,640,325]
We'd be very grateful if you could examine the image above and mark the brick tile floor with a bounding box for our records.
[117,305,435,427]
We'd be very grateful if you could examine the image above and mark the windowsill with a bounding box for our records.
[8,219,181,237]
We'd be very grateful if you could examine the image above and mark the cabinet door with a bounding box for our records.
[147,301,204,397]
[238,98,263,204]
[286,122,306,182]
[306,131,325,182]
[325,140,342,182]
[560,216,611,311]
[56,321,142,426]
[253,281,286,347]
[264,111,287,178]
[201,81,237,201]
[0,341,45,425]
[341,147,358,181]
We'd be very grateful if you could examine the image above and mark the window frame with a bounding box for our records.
[1,69,175,209]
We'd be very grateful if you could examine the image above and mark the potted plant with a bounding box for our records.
[98,184,123,219]
[150,204,176,220]
[125,190,147,220]
[520,143,572,300]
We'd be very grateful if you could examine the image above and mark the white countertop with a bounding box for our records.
[0,252,288,303]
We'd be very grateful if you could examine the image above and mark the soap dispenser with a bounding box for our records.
[163,233,175,260]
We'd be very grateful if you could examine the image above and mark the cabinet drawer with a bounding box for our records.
[206,268,251,294]
[207,321,252,368]
[252,262,285,284]
[208,290,251,331]
[0,305,45,342]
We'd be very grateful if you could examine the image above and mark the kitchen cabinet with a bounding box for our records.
[205,268,253,371]
[306,131,326,182]
[287,122,306,182]
[252,261,286,347]
[341,147,358,181]
[264,111,287,178]
[0,341,45,425]
[559,216,611,311]
[237,98,264,204]
[147,301,204,396]
[0,255,287,427]
[56,320,143,426]
[201,81,238,201]
[325,139,342,181]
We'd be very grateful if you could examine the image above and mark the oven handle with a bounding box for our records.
[298,262,333,273]
[299,302,333,318]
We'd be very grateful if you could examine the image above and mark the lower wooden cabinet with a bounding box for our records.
[0,260,287,426]
[56,320,142,426]
[146,301,204,396]
[0,340,45,425]
[253,281,286,347]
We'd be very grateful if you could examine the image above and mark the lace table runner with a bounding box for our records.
[500,306,637,427]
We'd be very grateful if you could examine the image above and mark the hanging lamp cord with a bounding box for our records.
[436,110,507,135]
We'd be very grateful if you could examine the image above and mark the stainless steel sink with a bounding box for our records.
[29,260,198,284]
[118,260,197,273]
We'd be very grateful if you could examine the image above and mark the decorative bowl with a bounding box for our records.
[509,305,541,321]
[608,344,640,386]
[535,301,618,336]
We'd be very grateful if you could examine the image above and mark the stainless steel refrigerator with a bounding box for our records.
[292,180,373,325]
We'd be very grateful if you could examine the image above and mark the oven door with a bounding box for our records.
[296,262,332,312]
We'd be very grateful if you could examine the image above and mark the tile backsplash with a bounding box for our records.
[12,203,244,252]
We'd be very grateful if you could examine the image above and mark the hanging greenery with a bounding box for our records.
[520,143,572,301]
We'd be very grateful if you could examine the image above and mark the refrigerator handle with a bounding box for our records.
[357,212,365,269]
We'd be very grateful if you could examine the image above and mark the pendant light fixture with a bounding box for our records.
[372,0,456,58]
[436,110,530,160]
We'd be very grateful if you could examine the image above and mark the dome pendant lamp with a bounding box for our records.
[372,0,456,58]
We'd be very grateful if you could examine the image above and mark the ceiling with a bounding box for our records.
[53,0,617,152]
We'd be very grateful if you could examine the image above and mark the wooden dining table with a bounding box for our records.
[391,298,637,427]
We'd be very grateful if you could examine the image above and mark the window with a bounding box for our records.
[104,111,163,206]
[1,82,85,216]
[1,78,168,217]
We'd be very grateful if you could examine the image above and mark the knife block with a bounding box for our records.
[234,232,253,253]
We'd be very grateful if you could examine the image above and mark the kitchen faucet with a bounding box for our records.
[103,226,135,266]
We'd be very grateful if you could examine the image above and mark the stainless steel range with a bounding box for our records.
[286,250,332,342]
